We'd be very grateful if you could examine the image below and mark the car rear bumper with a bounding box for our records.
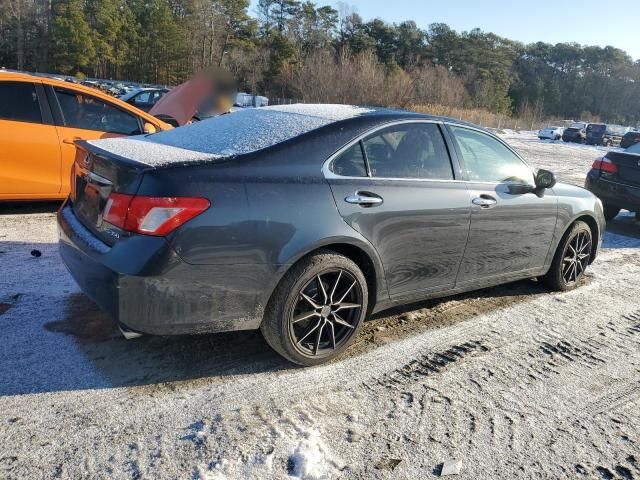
[585,171,640,211]
[57,203,270,335]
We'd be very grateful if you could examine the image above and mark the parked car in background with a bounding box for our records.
[58,104,604,366]
[538,126,564,140]
[621,130,640,149]
[585,142,640,220]
[0,71,171,201]
[120,87,170,112]
[235,92,269,108]
[586,124,629,147]
[563,122,587,143]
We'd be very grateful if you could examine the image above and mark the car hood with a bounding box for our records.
[149,77,212,126]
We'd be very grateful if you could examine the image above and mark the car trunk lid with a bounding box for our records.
[606,151,640,185]
[70,142,147,246]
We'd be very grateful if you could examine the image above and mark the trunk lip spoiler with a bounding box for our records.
[74,139,232,172]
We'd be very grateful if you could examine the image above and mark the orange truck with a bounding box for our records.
[0,71,171,201]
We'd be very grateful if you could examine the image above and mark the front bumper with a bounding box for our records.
[585,171,640,211]
[57,204,268,335]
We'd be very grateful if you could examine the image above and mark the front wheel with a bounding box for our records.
[542,221,593,291]
[261,251,368,366]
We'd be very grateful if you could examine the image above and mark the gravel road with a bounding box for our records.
[1,132,639,479]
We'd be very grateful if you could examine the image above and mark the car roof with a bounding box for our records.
[0,70,169,128]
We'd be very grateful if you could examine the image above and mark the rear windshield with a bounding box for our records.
[626,143,640,154]
[587,124,606,134]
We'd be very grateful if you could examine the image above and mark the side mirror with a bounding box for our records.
[143,122,157,134]
[535,169,557,190]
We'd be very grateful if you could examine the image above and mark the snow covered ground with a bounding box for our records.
[1,132,639,479]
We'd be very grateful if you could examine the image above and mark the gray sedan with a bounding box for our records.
[57,105,605,366]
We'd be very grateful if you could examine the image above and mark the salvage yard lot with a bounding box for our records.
[1,132,639,479]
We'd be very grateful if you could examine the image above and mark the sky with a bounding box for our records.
[249,0,639,61]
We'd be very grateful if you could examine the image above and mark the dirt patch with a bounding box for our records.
[346,278,550,359]
[44,293,118,343]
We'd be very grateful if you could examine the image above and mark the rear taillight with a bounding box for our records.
[592,156,618,174]
[103,193,210,236]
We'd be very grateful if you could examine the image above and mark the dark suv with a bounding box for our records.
[585,142,640,220]
[587,124,629,147]
[562,126,586,143]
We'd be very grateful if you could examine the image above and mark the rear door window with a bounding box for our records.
[0,82,42,123]
[362,123,454,180]
[54,87,141,135]
[332,143,368,177]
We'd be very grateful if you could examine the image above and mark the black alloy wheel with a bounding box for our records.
[261,250,368,366]
[542,221,593,291]
[289,269,363,357]
[560,229,591,286]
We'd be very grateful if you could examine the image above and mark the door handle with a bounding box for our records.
[345,192,383,207]
[62,137,82,145]
[472,195,498,209]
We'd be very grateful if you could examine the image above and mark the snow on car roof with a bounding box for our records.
[87,104,375,167]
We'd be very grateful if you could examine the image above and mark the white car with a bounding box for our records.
[538,126,564,140]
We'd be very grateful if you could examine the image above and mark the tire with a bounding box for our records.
[260,250,368,366]
[542,221,593,292]
[602,202,620,221]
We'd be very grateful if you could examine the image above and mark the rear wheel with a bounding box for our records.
[261,251,368,366]
[602,202,620,221]
[542,221,593,291]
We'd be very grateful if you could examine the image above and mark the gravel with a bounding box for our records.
[1,132,639,479]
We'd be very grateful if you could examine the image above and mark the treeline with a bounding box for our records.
[2,0,640,124]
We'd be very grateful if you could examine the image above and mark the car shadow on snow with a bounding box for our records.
[6,281,552,396]
[603,212,640,248]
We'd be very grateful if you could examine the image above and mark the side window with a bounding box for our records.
[54,87,141,135]
[0,82,42,123]
[132,91,152,105]
[362,123,454,180]
[332,142,367,177]
[450,126,534,185]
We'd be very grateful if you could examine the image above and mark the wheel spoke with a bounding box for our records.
[329,270,343,304]
[335,302,361,312]
[336,280,357,304]
[317,275,328,304]
[314,322,325,355]
[332,312,355,329]
[300,292,321,309]
[296,320,322,345]
[292,311,320,324]
[328,321,336,350]
[578,241,591,254]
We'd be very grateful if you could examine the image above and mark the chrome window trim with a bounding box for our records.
[322,119,534,184]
